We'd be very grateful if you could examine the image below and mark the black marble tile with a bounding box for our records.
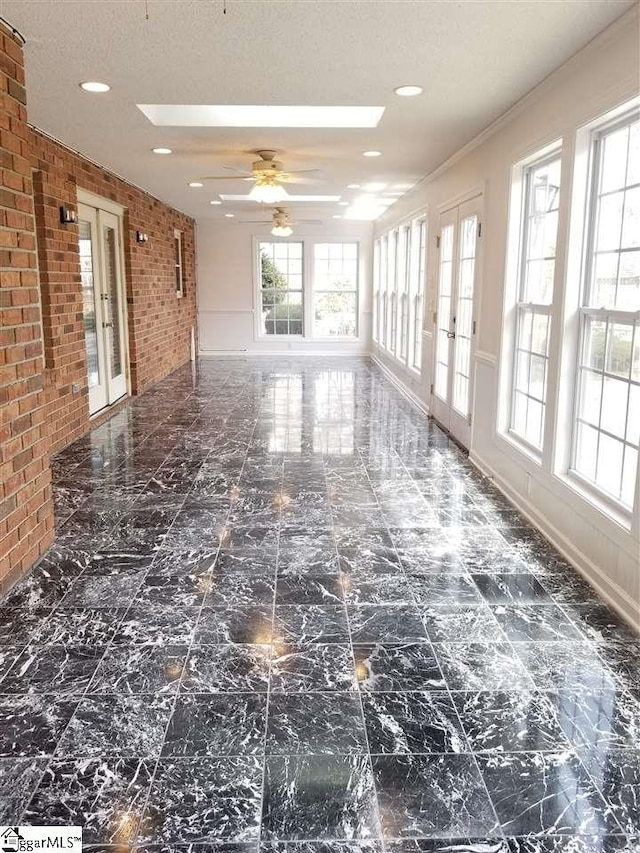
[270,643,356,693]
[421,604,505,643]
[0,756,49,822]
[273,606,349,644]
[262,843,383,853]
[150,544,220,577]
[505,838,639,853]
[514,643,619,692]
[409,574,485,606]
[137,757,263,843]
[343,574,412,605]
[266,692,367,754]
[490,605,583,643]
[23,758,155,843]
[348,605,428,644]
[434,642,535,692]
[196,606,274,645]
[276,575,344,606]
[32,608,124,647]
[452,691,570,752]
[0,695,78,756]
[55,693,173,757]
[478,751,616,836]
[354,643,445,692]
[372,753,497,837]
[1,642,107,695]
[362,691,467,754]
[591,749,640,834]
[113,606,200,646]
[472,574,552,604]
[89,644,188,694]
[134,575,213,607]
[262,754,379,840]
[162,694,267,756]
[181,645,271,693]
[338,546,403,577]
[549,689,640,754]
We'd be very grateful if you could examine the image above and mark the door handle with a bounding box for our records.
[103,322,113,328]
[446,330,456,339]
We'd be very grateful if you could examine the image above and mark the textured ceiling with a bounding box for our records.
[3,0,635,222]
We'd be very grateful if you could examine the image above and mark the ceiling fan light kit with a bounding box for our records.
[249,177,290,204]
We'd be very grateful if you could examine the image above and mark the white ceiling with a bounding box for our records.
[4,0,634,223]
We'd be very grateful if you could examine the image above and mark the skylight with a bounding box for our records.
[219,194,341,202]
[137,104,385,128]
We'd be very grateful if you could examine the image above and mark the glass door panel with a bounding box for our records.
[78,203,127,414]
[430,195,482,449]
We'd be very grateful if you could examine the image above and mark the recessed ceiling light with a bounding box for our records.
[79,81,110,93]
[338,201,349,207]
[333,215,342,219]
[137,104,385,128]
[363,150,382,157]
[210,200,222,205]
[152,147,172,154]
[189,181,204,188]
[347,184,360,189]
[224,213,234,218]
[394,85,423,97]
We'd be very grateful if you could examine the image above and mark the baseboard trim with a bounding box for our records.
[470,452,640,633]
[370,353,429,416]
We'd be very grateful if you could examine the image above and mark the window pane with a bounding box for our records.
[259,242,304,335]
[313,243,358,337]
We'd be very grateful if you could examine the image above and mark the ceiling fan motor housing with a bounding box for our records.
[252,151,283,175]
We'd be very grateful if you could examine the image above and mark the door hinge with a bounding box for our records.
[472,319,477,335]
[436,235,441,249]
[468,413,472,426]
[432,311,437,324]
[430,384,434,395]
[478,222,482,238]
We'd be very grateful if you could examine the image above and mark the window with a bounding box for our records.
[572,111,640,509]
[259,241,304,336]
[374,216,427,375]
[409,219,426,372]
[313,243,358,337]
[174,229,184,297]
[510,154,562,449]
[373,239,380,344]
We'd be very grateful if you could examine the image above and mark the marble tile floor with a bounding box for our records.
[0,357,638,853]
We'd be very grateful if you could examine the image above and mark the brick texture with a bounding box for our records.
[0,24,54,587]
[0,19,197,587]
[30,131,197,454]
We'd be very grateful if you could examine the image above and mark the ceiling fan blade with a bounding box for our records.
[222,165,255,175]
[279,175,324,185]
[295,219,323,225]
[198,175,257,182]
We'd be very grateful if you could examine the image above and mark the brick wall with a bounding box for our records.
[0,17,197,588]
[0,23,54,589]
[30,131,197,452]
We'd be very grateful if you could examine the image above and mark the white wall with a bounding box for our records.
[197,219,374,355]
[372,8,640,628]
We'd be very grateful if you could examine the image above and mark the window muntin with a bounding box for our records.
[572,112,640,509]
[174,229,184,297]
[510,155,562,449]
[259,241,304,336]
[313,243,358,337]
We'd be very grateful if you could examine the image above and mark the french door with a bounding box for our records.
[431,195,482,448]
[78,203,128,414]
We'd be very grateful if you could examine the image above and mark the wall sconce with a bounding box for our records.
[59,206,76,224]
[136,231,149,243]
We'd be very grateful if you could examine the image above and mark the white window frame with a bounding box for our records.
[253,236,361,341]
[312,242,359,339]
[510,150,562,453]
[174,229,184,298]
[373,238,380,344]
[568,107,640,514]
[374,214,427,375]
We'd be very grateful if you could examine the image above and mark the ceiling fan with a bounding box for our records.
[196,150,323,203]
[241,207,322,236]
